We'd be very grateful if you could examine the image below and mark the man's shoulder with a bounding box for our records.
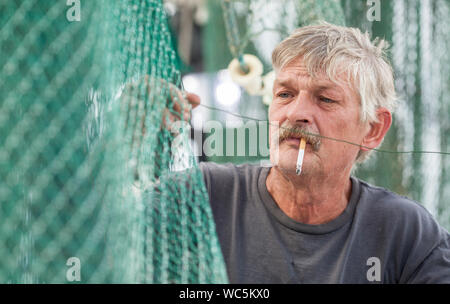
[357,178,431,216]
[199,162,265,182]
[198,162,268,200]
[355,178,450,283]
[355,177,447,241]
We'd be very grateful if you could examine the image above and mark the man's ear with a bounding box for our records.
[360,108,392,151]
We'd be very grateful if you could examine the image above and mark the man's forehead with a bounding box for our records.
[275,61,351,93]
[275,72,345,92]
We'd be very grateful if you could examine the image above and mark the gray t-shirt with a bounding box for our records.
[199,162,450,283]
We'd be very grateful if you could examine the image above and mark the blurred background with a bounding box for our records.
[165,0,450,229]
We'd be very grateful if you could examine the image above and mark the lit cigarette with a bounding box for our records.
[296,138,306,175]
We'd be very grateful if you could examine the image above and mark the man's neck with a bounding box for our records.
[265,167,352,225]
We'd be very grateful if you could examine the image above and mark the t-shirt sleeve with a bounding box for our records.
[405,230,450,283]
[370,189,450,284]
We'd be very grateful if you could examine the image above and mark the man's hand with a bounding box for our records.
[120,75,201,137]
[166,89,200,124]
[118,75,201,181]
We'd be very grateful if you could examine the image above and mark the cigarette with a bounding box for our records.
[296,138,306,175]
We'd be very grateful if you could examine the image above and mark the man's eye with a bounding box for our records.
[278,92,291,98]
[319,96,336,103]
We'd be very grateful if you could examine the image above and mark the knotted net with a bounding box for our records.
[0,0,227,283]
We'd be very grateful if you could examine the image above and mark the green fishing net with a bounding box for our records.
[0,0,227,283]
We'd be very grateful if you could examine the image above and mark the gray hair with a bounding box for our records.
[271,22,397,163]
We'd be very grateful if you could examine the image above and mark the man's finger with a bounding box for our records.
[186,92,200,108]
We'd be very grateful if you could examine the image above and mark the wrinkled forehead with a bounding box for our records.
[274,56,359,98]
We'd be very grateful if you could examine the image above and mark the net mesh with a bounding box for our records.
[0,0,227,283]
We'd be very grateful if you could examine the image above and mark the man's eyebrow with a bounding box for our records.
[313,83,345,95]
[275,78,344,94]
[311,78,338,88]
[274,78,295,88]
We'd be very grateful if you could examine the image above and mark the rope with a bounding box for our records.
[220,0,249,73]
[197,103,450,156]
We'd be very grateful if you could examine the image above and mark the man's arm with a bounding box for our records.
[404,230,450,283]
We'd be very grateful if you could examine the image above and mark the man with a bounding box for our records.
[186,23,450,283]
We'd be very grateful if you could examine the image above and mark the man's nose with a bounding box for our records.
[286,91,314,124]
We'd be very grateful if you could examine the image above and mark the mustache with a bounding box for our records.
[278,124,321,151]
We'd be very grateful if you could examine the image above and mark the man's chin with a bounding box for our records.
[277,165,298,175]
[274,160,306,175]
[269,145,316,173]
